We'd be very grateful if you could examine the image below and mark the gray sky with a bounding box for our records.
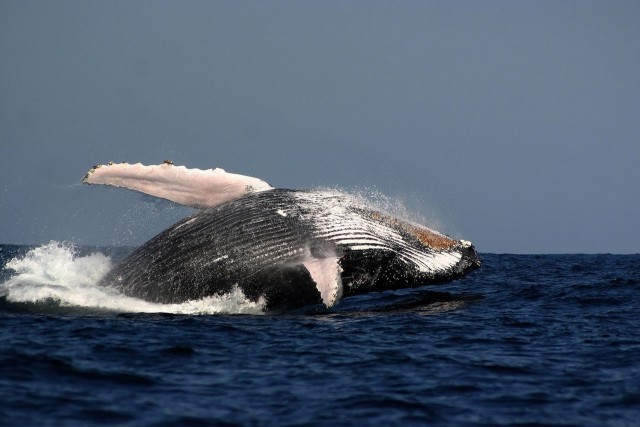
[1,0,638,253]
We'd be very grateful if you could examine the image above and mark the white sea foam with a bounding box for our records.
[0,241,266,315]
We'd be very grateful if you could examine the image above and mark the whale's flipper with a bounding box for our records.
[83,161,273,209]
[302,256,343,308]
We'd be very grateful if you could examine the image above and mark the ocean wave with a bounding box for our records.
[0,242,266,315]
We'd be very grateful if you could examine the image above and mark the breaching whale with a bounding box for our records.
[84,162,480,312]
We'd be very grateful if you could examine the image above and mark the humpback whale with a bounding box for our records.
[84,162,480,312]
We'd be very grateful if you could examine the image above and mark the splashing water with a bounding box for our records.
[0,242,266,315]
[315,186,445,235]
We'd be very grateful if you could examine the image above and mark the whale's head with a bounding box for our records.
[289,190,480,299]
[331,207,481,297]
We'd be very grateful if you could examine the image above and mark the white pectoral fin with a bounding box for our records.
[303,256,343,308]
[82,161,273,209]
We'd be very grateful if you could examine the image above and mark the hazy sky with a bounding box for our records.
[1,1,639,253]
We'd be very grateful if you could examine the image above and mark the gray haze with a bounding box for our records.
[1,1,638,253]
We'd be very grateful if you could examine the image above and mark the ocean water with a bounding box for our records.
[0,242,638,426]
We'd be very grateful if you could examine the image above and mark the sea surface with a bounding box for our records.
[0,242,638,426]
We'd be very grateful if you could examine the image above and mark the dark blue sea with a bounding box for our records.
[1,242,638,426]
